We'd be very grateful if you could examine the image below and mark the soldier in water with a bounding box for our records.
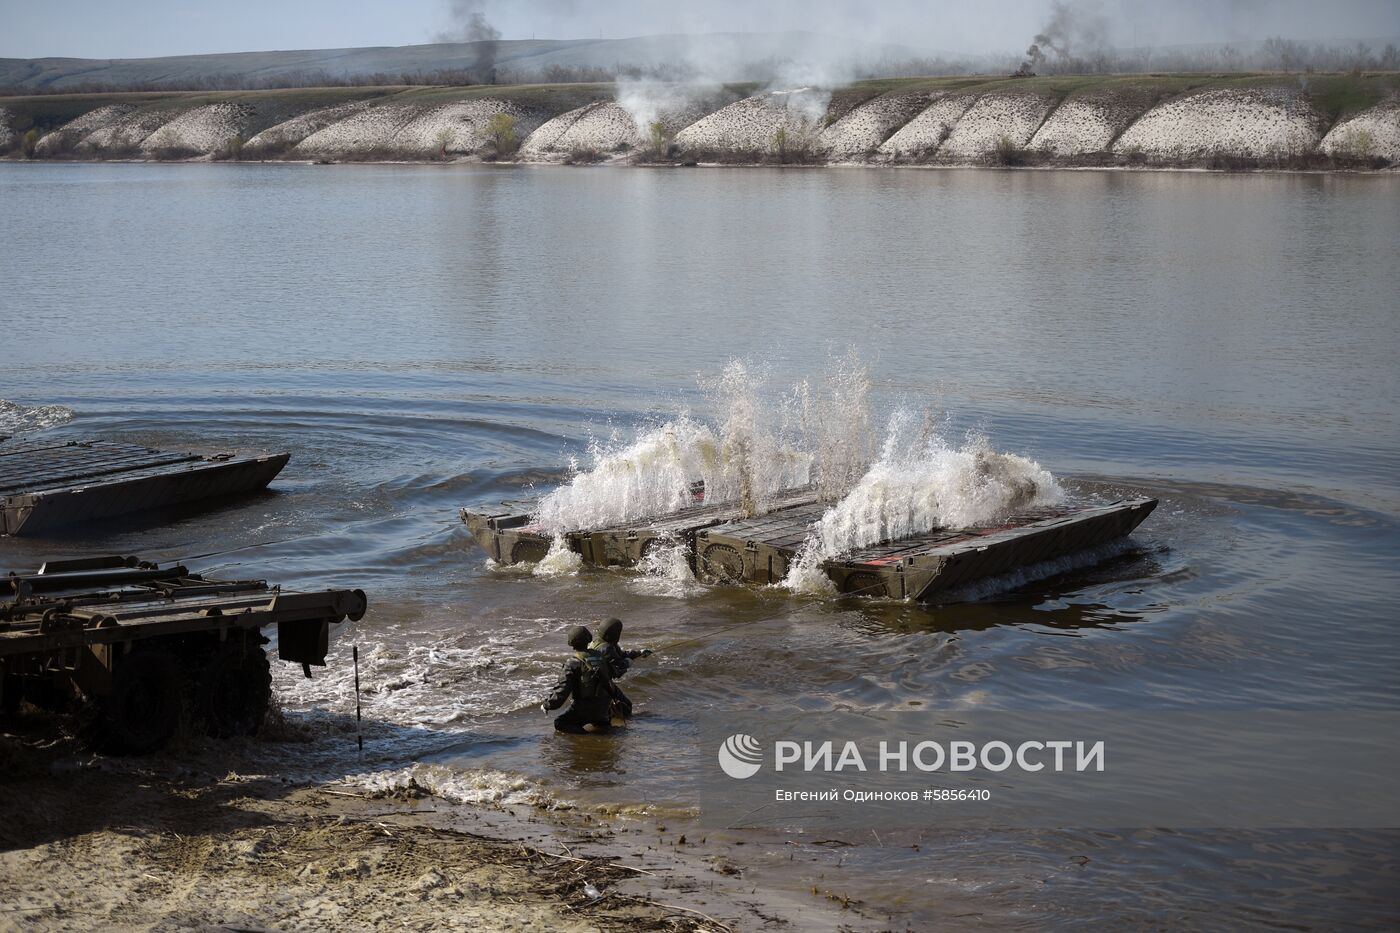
[590,617,652,721]
[542,625,616,734]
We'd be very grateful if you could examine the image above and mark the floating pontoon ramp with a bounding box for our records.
[698,498,1158,600]
[461,486,819,568]
[0,439,289,535]
[464,491,1156,602]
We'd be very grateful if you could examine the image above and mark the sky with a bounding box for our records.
[2,0,1398,60]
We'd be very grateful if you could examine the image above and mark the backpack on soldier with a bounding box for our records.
[574,649,612,700]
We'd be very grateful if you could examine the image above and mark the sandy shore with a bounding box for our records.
[0,717,860,933]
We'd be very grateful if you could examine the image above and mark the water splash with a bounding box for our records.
[534,361,810,535]
[630,534,703,598]
[0,399,75,435]
[348,763,554,808]
[532,535,583,577]
[788,351,874,502]
[525,359,1062,594]
[784,410,1063,593]
[704,359,812,515]
[534,416,720,534]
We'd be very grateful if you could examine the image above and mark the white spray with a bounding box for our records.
[534,417,721,535]
[521,358,1063,595]
[788,351,875,502]
[783,410,1063,594]
[0,399,75,434]
[533,361,811,537]
[631,534,703,599]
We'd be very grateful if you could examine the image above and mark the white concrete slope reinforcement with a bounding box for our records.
[1029,89,1152,155]
[1320,96,1400,162]
[9,82,1399,167]
[1113,87,1322,160]
[141,103,254,155]
[817,90,940,160]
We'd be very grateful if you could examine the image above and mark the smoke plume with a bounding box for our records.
[1020,0,1110,75]
[437,0,502,84]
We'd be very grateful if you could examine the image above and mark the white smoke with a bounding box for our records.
[613,32,867,139]
[615,80,715,139]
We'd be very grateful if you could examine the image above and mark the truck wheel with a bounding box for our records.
[199,640,271,737]
[102,647,184,754]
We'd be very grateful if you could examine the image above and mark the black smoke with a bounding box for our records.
[437,1,502,84]
[1018,0,1110,75]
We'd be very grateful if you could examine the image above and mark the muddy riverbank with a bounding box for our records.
[0,721,859,932]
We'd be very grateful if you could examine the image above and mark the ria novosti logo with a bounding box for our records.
[717,733,764,779]
[717,734,1107,779]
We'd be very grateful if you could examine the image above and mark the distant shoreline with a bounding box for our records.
[3,73,1397,173]
[4,155,1396,176]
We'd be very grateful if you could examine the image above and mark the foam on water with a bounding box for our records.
[784,410,1063,593]
[532,535,583,577]
[0,399,75,435]
[629,534,704,598]
[348,762,554,808]
[273,628,558,732]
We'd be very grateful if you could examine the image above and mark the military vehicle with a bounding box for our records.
[0,555,366,752]
[462,492,1156,600]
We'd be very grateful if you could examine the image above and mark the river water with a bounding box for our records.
[3,162,1398,928]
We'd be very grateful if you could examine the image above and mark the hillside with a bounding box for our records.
[0,33,931,92]
[2,72,1397,169]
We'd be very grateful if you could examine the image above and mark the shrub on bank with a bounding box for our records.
[482,113,518,160]
[563,146,603,164]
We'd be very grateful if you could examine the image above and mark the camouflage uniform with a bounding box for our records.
[543,625,615,733]
[589,618,650,720]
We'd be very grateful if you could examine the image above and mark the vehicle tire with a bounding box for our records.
[701,544,744,582]
[102,646,185,754]
[199,639,272,738]
[841,572,887,597]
